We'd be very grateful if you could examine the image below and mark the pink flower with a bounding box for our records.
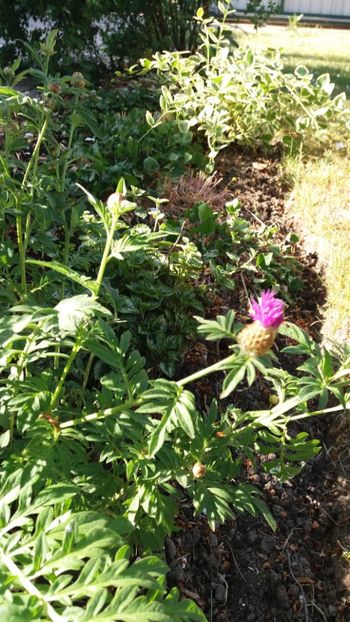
[249,290,284,329]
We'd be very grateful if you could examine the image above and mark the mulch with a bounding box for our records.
[165,145,350,622]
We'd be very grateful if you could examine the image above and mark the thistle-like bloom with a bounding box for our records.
[237,290,284,356]
[249,290,284,329]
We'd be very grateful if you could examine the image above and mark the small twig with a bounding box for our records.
[240,272,249,304]
[282,527,299,551]
[287,550,309,622]
[224,537,246,582]
[218,572,229,606]
[307,600,328,621]
[242,205,266,228]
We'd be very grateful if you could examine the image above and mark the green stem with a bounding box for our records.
[21,114,50,195]
[50,341,81,410]
[61,118,77,189]
[23,114,50,246]
[16,113,50,295]
[59,399,139,429]
[95,212,118,294]
[291,402,350,421]
[177,352,238,387]
[0,552,63,622]
[16,209,27,293]
[77,352,95,409]
[55,207,120,411]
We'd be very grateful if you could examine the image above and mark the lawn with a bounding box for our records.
[236,24,350,94]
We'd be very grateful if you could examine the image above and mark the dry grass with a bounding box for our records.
[284,141,350,341]
[235,24,350,95]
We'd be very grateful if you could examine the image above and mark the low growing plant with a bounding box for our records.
[140,1,349,161]
[1,31,350,621]
[1,176,350,618]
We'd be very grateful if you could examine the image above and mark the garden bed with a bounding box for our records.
[1,21,350,622]
[165,147,350,622]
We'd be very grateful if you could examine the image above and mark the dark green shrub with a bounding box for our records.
[0,0,102,72]
[0,0,210,72]
[244,0,280,29]
[100,0,210,67]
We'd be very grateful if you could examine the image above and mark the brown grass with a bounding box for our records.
[284,139,350,341]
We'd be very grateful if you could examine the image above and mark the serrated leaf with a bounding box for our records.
[194,310,237,341]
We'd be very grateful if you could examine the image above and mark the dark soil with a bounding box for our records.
[166,147,350,622]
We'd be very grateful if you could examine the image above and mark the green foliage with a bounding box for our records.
[0,470,204,621]
[244,0,279,30]
[78,106,205,189]
[141,3,349,160]
[0,0,210,72]
[0,0,102,72]
[101,0,211,67]
[1,31,350,619]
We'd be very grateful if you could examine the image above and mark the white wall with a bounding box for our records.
[227,0,350,16]
[283,0,350,15]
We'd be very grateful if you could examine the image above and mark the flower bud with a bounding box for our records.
[237,323,277,356]
[47,81,61,94]
[106,192,123,210]
[71,71,85,89]
[192,462,206,479]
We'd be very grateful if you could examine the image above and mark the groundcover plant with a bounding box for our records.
[140,1,350,161]
[0,26,349,622]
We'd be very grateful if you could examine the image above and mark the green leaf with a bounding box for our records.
[147,414,169,457]
[0,603,37,622]
[220,359,247,398]
[55,295,111,335]
[143,157,160,173]
[27,260,99,295]
[0,86,19,97]
[174,390,196,438]
[195,310,238,341]
[279,322,314,351]
[137,381,196,456]
[145,110,155,127]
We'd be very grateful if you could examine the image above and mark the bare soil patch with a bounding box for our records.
[167,146,350,622]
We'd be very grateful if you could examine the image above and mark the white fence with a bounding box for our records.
[283,0,350,15]
[229,0,350,16]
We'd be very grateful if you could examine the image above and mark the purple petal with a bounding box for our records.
[249,290,284,329]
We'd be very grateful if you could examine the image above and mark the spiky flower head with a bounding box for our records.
[249,290,284,329]
[237,290,284,356]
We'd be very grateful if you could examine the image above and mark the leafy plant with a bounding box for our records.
[140,1,349,160]
[1,30,350,621]
[288,13,304,32]
[244,0,279,30]
[101,0,211,67]
[0,469,205,621]
[0,0,211,72]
